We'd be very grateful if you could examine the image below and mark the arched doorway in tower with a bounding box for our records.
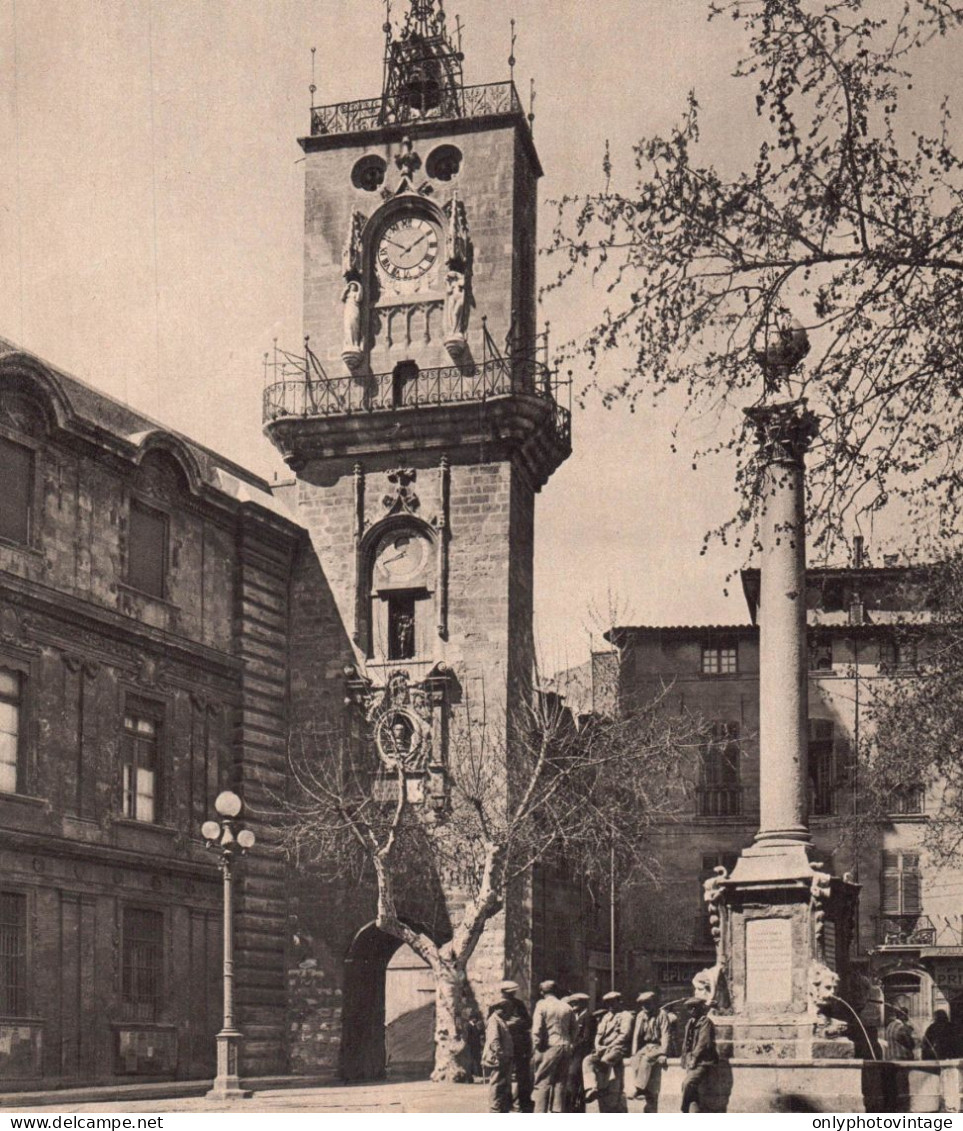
[341,923,436,1082]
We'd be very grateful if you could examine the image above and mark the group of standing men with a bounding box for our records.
[481,979,718,1113]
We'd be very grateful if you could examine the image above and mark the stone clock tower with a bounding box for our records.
[263,0,570,1078]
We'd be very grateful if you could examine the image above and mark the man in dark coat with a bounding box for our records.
[680,997,717,1113]
[629,991,672,1112]
[564,993,594,1113]
[498,980,534,1112]
[922,1010,954,1060]
[531,980,576,1113]
[482,1000,515,1113]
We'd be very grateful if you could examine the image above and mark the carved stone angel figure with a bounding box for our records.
[342,281,364,353]
[445,270,466,341]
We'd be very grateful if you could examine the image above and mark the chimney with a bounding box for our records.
[883,554,899,568]
[853,535,865,569]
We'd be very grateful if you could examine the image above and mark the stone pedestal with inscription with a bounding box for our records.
[704,865,860,1064]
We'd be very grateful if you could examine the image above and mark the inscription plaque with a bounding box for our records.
[745,917,793,1003]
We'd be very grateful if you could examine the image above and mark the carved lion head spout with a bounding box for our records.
[808,961,839,1012]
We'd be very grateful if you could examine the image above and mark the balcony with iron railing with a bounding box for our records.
[310,81,526,138]
[872,913,963,950]
[696,785,746,819]
[261,339,572,455]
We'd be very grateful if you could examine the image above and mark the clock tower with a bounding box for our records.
[264,0,570,1077]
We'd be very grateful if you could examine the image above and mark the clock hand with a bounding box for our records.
[382,551,408,565]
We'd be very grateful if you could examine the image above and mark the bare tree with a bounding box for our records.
[276,682,697,1082]
[548,0,963,550]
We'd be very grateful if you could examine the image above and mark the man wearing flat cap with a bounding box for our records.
[497,980,534,1112]
[564,993,594,1112]
[583,990,634,1112]
[680,997,717,1113]
[628,991,671,1112]
[530,980,576,1112]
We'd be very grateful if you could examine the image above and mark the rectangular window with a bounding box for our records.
[0,668,21,795]
[809,641,834,671]
[387,592,417,661]
[889,784,925,816]
[0,892,26,1016]
[0,437,32,546]
[809,719,836,817]
[698,722,741,816]
[122,711,159,823]
[702,644,738,675]
[122,907,163,1021]
[880,639,918,672]
[128,501,168,599]
[882,851,922,916]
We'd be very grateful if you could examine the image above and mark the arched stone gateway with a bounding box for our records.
[340,922,436,1082]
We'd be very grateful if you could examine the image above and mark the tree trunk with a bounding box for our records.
[430,958,474,1083]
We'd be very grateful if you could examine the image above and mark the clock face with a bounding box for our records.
[376,216,439,282]
[374,532,429,585]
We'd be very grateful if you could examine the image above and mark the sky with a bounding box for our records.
[0,0,951,671]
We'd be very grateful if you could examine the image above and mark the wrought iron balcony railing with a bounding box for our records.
[310,81,525,138]
[875,913,938,948]
[696,786,744,819]
[262,348,571,449]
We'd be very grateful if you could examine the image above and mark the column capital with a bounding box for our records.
[744,398,819,467]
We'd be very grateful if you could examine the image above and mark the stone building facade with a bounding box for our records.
[606,559,963,1044]
[0,346,301,1088]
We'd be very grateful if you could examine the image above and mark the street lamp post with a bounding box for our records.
[202,790,256,1101]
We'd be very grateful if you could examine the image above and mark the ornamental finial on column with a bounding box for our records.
[752,305,810,394]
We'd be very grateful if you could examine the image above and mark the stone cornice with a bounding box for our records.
[298,110,543,180]
[0,826,221,883]
[0,570,243,681]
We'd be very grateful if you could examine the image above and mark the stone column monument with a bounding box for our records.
[700,314,862,1106]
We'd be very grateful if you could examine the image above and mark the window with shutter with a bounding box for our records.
[128,501,168,599]
[0,437,32,546]
[881,851,922,915]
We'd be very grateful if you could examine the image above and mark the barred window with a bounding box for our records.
[122,907,163,1021]
[0,892,27,1016]
[0,437,32,546]
[0,668,22,795]
[122,710,159,823]
[702,644,738,675]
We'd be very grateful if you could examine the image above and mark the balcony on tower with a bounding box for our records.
[261,335,571,488]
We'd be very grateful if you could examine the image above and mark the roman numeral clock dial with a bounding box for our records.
[376,216,439,283]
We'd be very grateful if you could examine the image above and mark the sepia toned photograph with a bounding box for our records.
[0,0,963,1116]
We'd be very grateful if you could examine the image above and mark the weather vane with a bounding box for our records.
[309,46,316,104]
[509,18,517,85]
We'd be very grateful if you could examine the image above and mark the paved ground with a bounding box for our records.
[3,1080,656,1115]
[3,1080,495,1115]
